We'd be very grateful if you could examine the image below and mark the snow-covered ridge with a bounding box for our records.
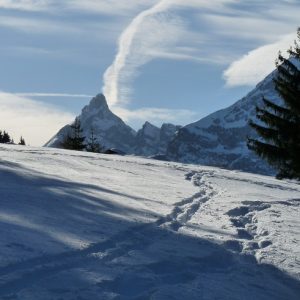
[0,145,299,299]
[166,71,279,174]
[45,94,180,156]
[45,67,281,175]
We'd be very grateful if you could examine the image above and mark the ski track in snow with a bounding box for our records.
[0,145,300,299]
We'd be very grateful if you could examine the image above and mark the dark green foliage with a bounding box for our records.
[18,136,26,145]
[62,118,86,151]
[248,28,300,180]
[86,128,102,153]
[0,130,12,144]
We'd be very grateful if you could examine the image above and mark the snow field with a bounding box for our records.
[0,145,299,299]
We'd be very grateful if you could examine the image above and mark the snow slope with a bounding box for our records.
[0,145,299,299]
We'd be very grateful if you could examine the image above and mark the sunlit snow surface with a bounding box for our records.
[0,145,299,299]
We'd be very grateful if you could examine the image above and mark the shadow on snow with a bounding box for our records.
[0,161,299,300]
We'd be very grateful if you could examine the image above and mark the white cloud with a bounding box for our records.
[16,93,93,98]
[101,0,251,107]
[68,0,157,16]
[202,14,298,43]
[0,0,158,15]
[103,0,224,106]
[113,106,197,126]
[0,0,51,11]
[102,0,172,106]
[0,92,74,146]
[223,33,295,87]
[0,16,81,35]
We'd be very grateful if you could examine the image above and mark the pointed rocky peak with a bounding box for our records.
[139,121,160,138]
[143,121,159,130]
[85,93,109,112]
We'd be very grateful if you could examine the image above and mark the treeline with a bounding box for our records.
[0,130,26,145]
[62,118,102,153]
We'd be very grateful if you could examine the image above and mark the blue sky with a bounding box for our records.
[0,0,299,145]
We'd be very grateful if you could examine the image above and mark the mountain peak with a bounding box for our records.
[88,93,109,110]
[143,121,157,128]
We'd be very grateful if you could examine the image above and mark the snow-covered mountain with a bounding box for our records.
[45,94,137,153]
[45,94,180,156]
[1,144,299,299]
[46,68,283,175]
[167,72,279,175]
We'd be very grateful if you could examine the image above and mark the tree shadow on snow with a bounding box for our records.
[0,162,299,300]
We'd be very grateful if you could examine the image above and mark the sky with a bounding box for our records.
[0,0,299,146]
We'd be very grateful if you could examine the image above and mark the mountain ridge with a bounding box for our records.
[46,68,281,175]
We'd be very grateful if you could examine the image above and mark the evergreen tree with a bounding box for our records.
[86,128,102,153]
[247,28,300,180]
[18,136,26,145]
[0,131,3,143]
[62,117,86,151]
[2,131,11,144]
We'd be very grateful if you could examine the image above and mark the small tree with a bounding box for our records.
[62,117,86,151]
[2,131,11,144]
[86,128,102,153]
[18,136,26,145]
[247,28,300,180]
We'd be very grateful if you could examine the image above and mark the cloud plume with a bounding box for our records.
[102,0,173,106]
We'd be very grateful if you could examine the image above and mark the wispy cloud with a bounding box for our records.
[113,106,197,126]
[0,92,74,146]
[102,0,173,106]
[223,33,295,87]
[101,0,249,107]
[0,0,157,15]
[68,0,157,16]
[0,15,81,35]
[16,93,93,98]
[202,14,298,43]
[0,0,51,11]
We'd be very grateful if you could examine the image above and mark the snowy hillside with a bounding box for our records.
[167,71,279,175]
[0,144,299,299]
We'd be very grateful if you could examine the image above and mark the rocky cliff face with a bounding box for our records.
[134,122,181,156]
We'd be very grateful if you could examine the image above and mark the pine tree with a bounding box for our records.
[62,118,86,151]
[18,136,26,145]
[0,131,3,143]
[247,28,300,180]
[86,128,102,153]
[2,131,11,144]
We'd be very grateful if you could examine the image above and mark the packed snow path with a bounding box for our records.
[0,145,299,299]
